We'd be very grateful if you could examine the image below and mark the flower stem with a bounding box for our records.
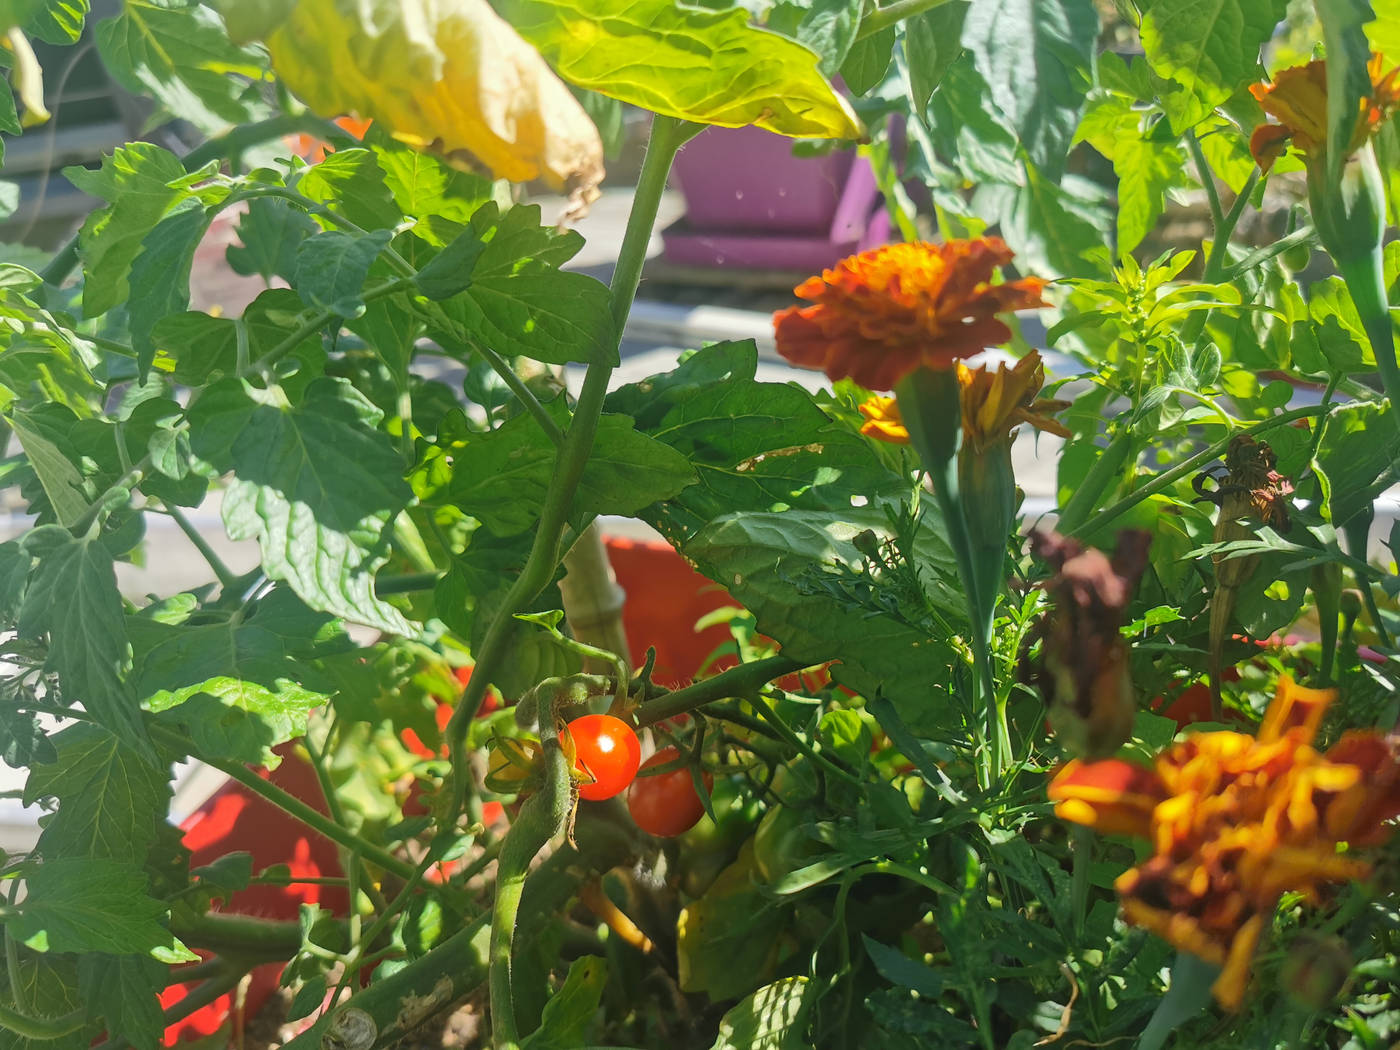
[444,114,698,807]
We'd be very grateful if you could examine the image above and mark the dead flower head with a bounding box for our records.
[1050,676,1400,1009]
[1027,529,1153,759]
[772,238,1047,391]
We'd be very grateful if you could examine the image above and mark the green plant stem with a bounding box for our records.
[633,655,804,725]
[490,740,570,1050]
[0,1002,87,1042]
[247,276,415,376]
[856,0,958,38]
[303,720,389,916]
[374,570,443,595]
[68,451,154,536]
[1186,131,1224,230]
[1073,404,1324,537]
[1181,165,1263,347]
[150,725,421,886]
[444,114,700,801]
[183,112,342,171]
[173,910,338,959]
[163,504,238,590]
[3,928,30,1017]
[1054,428,1134,537]
[1223,224,1314,282]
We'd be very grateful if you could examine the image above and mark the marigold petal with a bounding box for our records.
[1048,758,1164,837]
[1212,912,1265,1010]
[1258,675,1335,745]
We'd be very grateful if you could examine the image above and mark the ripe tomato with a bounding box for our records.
[562,714,641,801]
[627,747,712,837]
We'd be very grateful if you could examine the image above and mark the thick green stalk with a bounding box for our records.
[633,655,804,726]
[490,740,571,1050]
[856,0,958,38]
[894,368,1000,784]
[445,115,699,800]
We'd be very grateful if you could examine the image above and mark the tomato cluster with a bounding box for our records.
[560,716,711,837]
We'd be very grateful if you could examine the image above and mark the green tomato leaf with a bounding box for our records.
[77,955,166,1050]
[429,201,614,366]
[498,0,860,138]
[128,201,211,377]
[293,228,394,319]
[188,376,415,634]
[15,0,89,45]
[962,0,1098,174]
[296,148,403,232]
[374,140,495,224]
[1139,0,1285,131]
[905,2,970,116]
[413,226,489,301]
[227,195,318,282]
[133,618,334,766]
[974,165,1112,278]
[64,143,210,318]
[16,525,153,759]
[94,0,269,134]
[8,406,88,526]
[765,0,862,76]
[0,954,95,1050]
[839,25,894,96]
[0,695,55,769]
[11,858,195,962]
[23,724,171,863]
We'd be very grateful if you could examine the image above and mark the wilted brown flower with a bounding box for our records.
[1028,529,1152,759]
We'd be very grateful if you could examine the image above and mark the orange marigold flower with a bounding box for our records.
[1249,53,1400,171]
[772,238,1048,391]
[1049,675,1400,1010]
[957,350,1071,453]
[856,395,909,444]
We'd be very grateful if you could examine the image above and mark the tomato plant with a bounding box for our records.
[626,746,712,836]
[562,714,642,801]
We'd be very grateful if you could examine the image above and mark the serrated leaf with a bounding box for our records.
[294,228,393,319]
[499,0,860,138]
[128,200,210,376]
[12,858,195,961]
[296,148,403,232]
[430,201,615,367]
[413,226,488,300]
[64,143,207,317]
[153,288,325,389]
[23,724,169,862]
[78,955,165,1050]
[227,195,318,282]
[1139,0,1286,131]
[0,701,54,769]
[8,407,88,526]
[839,25,894,96]
[188,377,415,633]
[0,953,95,1050]
[374,142,495,224]
[862,936,944,997]
[974,165,1111,278]
[609,342,907,543]
[962,0,1098,174]
[22,0,89,45]
[95,0,269,134]
[16,526,152,758]
[134,619,333,765]
[905,2,970,116]
[767,0,862,77]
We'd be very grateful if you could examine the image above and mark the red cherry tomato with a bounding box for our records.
[562,714,641,801]
[627,747,712,837]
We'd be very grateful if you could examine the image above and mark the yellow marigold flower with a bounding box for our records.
[1249,53,1400,171]
[957,350,1071,453]
[856,395,909,444]
[772,238,1047,391]
[1049,675,1400,1010]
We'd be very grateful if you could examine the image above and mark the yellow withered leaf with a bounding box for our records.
[226,0,604,209]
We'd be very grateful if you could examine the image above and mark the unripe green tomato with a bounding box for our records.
[1280,241,1312,272]
[675,776,760,897]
